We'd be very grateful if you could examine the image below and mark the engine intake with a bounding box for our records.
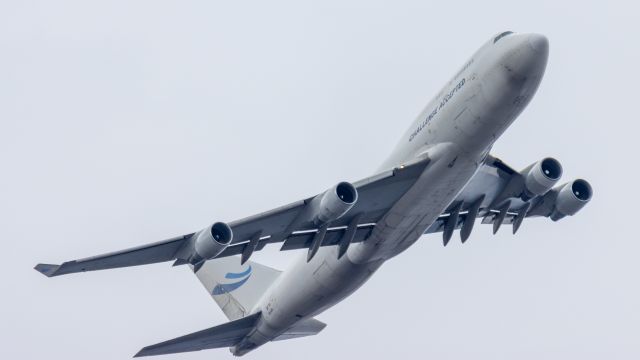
[551,179,593,220]
[193,222,233,260]
[522,157,563,198]
[313,181,358,224]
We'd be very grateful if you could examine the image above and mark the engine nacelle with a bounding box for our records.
[193,222,233,260]
[522,157,563,198]
[312,181,358,224]
[550,179,593,220]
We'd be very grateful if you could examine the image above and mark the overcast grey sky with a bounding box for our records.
[1,1,639,359]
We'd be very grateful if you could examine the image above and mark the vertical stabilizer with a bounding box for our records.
[193,256,280,320]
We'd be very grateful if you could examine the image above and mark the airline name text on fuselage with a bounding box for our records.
[409,78,466,142]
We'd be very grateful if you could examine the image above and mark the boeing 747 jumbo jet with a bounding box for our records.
[36,31,592,357]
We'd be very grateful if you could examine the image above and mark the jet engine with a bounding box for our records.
[522,157,563,198]
[193,222,233,260]
[312,181,358,224]
[550,179,593,220]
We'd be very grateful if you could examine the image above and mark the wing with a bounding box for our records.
[35,152,590,277]
[227,164,423,243]
[35,156,431,277]
[425,154,591,245]
[34,234,194,277]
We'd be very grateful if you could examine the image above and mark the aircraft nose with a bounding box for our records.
[500,33,549,79]
[527,34,549,55]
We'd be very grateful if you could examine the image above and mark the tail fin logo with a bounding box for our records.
[212,266,252,295]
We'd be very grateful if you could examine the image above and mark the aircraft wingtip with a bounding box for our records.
[133,348,147,358]
[34,263,60,277]
[134,346,158,358]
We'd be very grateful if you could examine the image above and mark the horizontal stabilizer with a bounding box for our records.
[134,312,261,357]
[34,234,193,277]
[273,318,326,341]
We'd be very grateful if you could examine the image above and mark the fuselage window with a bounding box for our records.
[494,31,514,43]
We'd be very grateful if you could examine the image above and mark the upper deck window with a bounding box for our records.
[494,31,514,43]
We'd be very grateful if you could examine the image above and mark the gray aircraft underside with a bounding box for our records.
[36,31,593,357]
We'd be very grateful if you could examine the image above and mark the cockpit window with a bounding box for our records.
[494,31,514,43]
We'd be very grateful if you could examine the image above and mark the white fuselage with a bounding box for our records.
[232,32,549,355]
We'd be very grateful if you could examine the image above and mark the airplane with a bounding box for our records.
[35,31,592,357]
